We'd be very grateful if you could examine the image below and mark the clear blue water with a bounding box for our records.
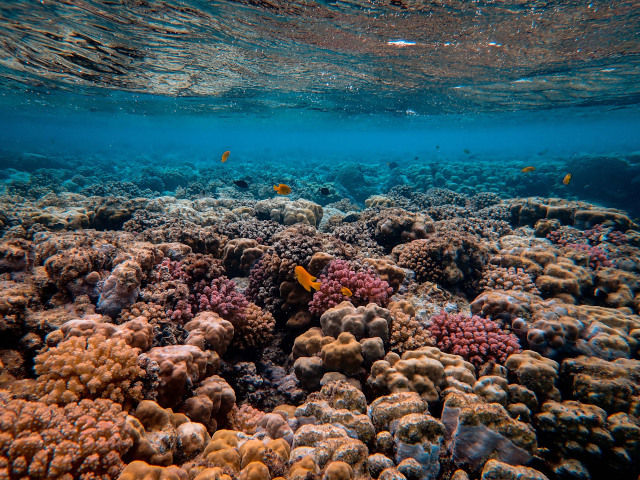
[1,1,640,202]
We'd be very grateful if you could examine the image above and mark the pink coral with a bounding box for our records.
[428,312,522,367]
[168,276,248,323]
[546,226,586,247]
[309,260,392,316]
[195,277,249,321]
[566,243,613,270]
[585,223,628,246]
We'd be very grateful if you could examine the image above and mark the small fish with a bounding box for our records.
[319,187,330,195]
[563,173,572,185]
[387,161,399,169]
[537,149,548,156]
[274,183,291,195]
[521,166,536,173]
[463,149,471,154]
[295,266,321,292]
[221,150,230,163]
[387,40,416,47]
[341,286,352,297]
[233,180,249,189]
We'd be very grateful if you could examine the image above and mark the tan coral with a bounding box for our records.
[146,344,219,408]
[505,351,560,402]
[227,404,266,435]
[59,315,154,351]
[118,461,189,480]
[222,238,268,276]
[292,328,335,359]
[184,375,236,428]
[320,302,392,342]
[254,198,323,228]
[235,303,276,350]
[388,300,434,354]
[320,332,364,376]
[480,459,549,480]
[185,311,234,355]
[443,391,537,469]
[561,356,640,415]
[34,334,145,407]
[362,258,405,293]
[535,258,593,303]
[368,347,476,403]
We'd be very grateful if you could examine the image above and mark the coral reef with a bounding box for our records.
[2,164,640,480]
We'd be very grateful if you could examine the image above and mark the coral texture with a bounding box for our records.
[427,312,522,367]
[0,398,133,480]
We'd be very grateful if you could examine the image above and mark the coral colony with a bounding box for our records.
[2,186,640,480]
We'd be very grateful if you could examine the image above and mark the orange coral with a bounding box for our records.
[226,404,266,435]
[0,397,133,480]
[34,335,145,408]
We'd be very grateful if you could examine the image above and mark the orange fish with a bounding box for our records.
[341,286,352,297]
[295,266,321,292]
[221,151,230,163]
[274,183,292,195]
[521,166,536,173]
[563,173,572,185]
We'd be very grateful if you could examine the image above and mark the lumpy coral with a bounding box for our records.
[394,231,489,296]
[0,397,133,480]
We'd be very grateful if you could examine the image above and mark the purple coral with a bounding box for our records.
[308,259,392,315]
[428,312,522,367]
[194,277,249,321]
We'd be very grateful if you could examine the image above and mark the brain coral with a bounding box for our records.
[34,334,146,408]
[0,397,133,480]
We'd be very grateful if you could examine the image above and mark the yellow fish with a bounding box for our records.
[563,173,572,185]
[273,184,292,195]
[521,166,536,173]
[341,286,352,297]
[221,151,230,163]
[295,266,321,292]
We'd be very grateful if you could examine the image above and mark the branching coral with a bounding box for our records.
[480,265,540,295]
[388,301,434,354]
[428,312,522,368]
[309,260,392,316]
